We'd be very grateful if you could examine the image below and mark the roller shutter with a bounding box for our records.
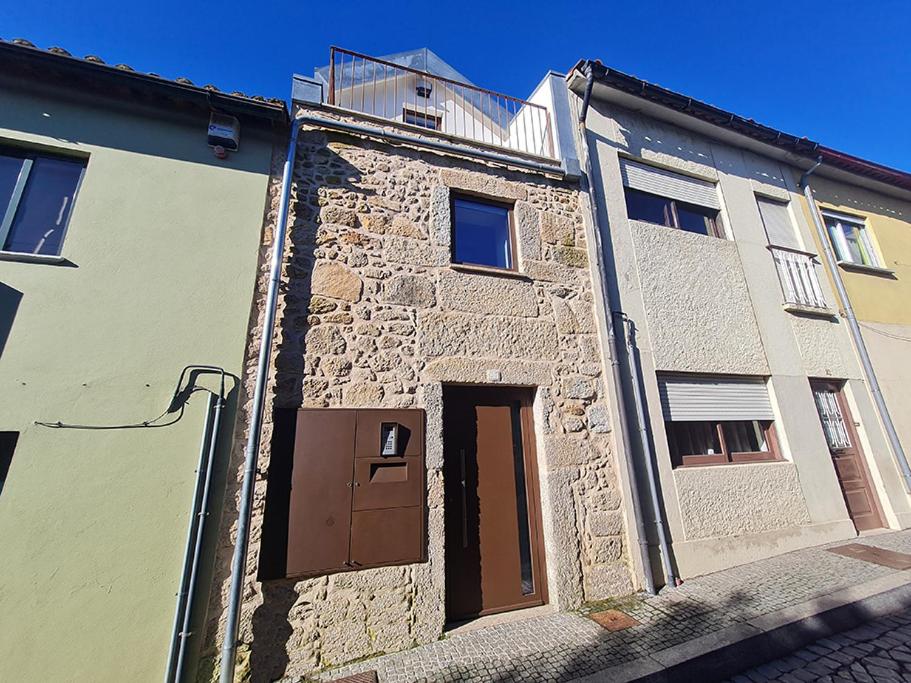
[657,374,774,422]
[757,197,800,249]
[620,159,720,209]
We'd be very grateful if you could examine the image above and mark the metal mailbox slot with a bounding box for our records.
[283,408,426,579]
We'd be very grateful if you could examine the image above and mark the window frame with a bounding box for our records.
[402,106,443,131]
[0,145,86,258]
[624,187,722,238]
[666,419,781,468]
[449,192,518,272]
[822,210,881,268]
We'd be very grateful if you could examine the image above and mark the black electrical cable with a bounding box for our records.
[34,364,227,430]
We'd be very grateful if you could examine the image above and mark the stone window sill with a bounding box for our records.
[837,260,896,278]
[449,263,531,280]
[782,302,837,319]
[0,250,67,265]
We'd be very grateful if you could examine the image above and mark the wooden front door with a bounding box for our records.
[811,381,885,532]
[443,385,547,621]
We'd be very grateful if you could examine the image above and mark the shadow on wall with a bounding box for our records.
[235,134,376,683]
[0,282,23,360]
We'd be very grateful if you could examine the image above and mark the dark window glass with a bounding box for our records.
[452,197,512,269]
[667,421,722,460]
[722,421,769,454]
[2,154,84,256]
[510,403,534,595]
[667,420,776,467]
[403,109,440,130]
[625,187,720,237]
[625,188,671,226]
[676,202,717,236]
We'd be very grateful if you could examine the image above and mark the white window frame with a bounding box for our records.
[0,146,86,261]
[822,210,881,268]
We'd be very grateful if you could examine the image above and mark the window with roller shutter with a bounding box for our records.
[657,373,782,467]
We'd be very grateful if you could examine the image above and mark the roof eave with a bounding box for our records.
[570,60,911,197]
[0,41,288,125]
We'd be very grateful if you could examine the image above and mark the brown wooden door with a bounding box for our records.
[811,381,885,532]
[443,386,547,621]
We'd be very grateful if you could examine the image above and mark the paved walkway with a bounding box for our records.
[725,609,911,682]
[311,530,911,683]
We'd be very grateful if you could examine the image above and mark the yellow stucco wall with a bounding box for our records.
[0,82,276,681]
[796,173,911,325]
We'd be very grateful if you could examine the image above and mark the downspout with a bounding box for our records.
[621,316,677,587]
[162,365,226,683]
[575,66,658,595]
[219,119,303,683]
[800,159,911,493]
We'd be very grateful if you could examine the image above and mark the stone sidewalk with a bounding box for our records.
[724,609,911,682]
[308,530,911,683]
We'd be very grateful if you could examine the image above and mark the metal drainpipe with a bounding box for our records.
[165,393,216,683]
[175,392,224,680]
[219,118,302,683]
[800,159,911,493]
[576,66,657,595]
[165,367,227,683]
[622,316,677,586]
[217,110,588,681]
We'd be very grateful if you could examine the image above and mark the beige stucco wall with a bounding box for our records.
[199,108,633,682]
[674,462,810,540]
[581,97,867,579]
[0,83,276,682]
[629,220,767,375]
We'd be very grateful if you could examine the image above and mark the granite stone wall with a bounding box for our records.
[200,113,632,682]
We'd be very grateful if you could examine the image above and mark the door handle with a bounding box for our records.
[460,448,468,549]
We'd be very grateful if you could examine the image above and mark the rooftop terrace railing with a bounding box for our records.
[325,47,556,160]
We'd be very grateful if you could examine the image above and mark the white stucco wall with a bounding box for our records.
[581,97,868,578]
[629,220,768,375]
[673,462,810,540]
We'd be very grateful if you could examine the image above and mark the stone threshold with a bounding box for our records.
[444,603,558,637]
[573,569,911,683]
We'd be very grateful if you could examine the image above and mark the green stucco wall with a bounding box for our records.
[0,83,275,681]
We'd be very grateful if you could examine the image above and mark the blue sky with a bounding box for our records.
[5,0,909,170]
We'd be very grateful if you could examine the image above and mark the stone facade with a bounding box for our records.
[200,109,632,681]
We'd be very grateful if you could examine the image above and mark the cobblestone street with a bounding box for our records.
[311,530,911,683]
[726,610,911,683]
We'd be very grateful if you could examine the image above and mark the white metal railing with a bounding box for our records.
[324,47,556,160]
[770,246,828,309]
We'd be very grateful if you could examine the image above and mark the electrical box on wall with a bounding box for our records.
[271,408,426,579]
[207,112,240,151]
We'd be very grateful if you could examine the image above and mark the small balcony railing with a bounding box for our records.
[324,47,556,160]
[769,246,828,309]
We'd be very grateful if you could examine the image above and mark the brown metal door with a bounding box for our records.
[811,381,885,532]
[443,386,547,621]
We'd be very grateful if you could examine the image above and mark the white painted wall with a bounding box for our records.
[581,97,878,578]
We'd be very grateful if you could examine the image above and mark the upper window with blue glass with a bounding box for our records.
[451,196,514,270]
[0,147,85,257]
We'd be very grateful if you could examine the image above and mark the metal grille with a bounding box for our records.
[813,389,852,449]
[770,247,828,309]
[324,47,555,159]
